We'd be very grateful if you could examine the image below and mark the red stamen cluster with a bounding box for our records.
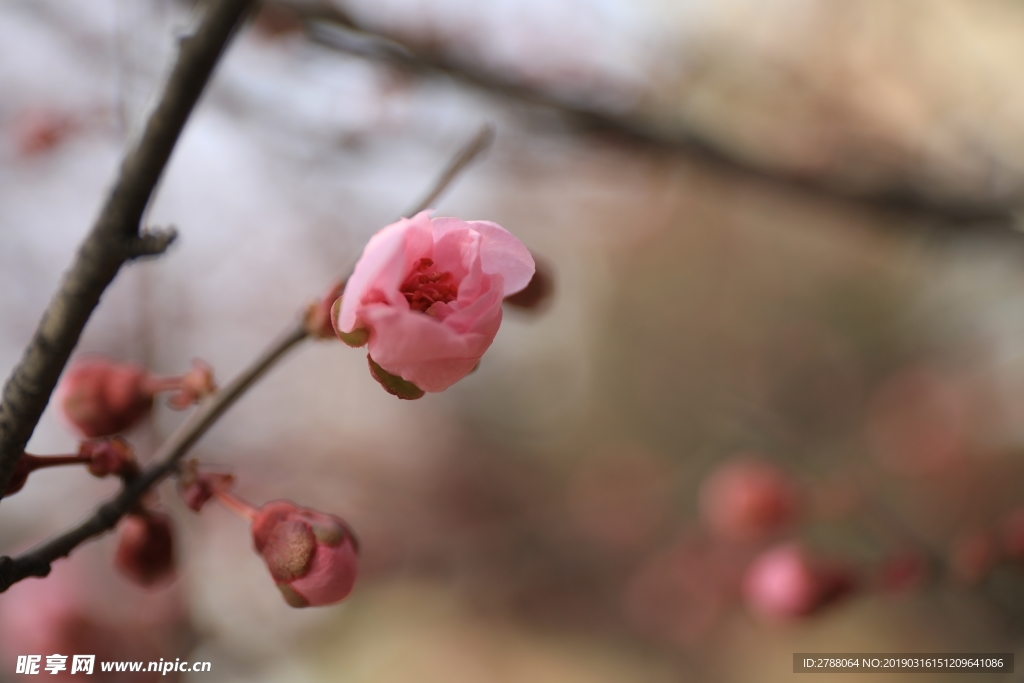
[400,258,457,314]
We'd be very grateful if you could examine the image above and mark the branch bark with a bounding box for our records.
[0,0,254,504]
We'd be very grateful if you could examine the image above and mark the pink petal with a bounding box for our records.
[363,302,502,392]
[290,541,358,607]
[468,220,535,294]
[338,213,432,332]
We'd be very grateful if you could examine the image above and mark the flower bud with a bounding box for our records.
[58,359,153,437]
[251,500,359,608]
[81,437,137,478]
[177,461,235,513]
[742,542,855,619]
[304,280,347,340]
[114,512,176,587]
[699,458,799,542]
[58,357,217,437]
[164,360,217,409]
[11,107,80,158]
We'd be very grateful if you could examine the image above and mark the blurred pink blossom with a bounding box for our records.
[742,542,856,619]
[699,457,800,542]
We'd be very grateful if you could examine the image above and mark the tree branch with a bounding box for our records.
[0,320,307,591]
[0,0,254,504]
[0,122,496,592]
[294,5,1021,224]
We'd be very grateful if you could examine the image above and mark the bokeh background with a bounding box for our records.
[4,0,1024,680]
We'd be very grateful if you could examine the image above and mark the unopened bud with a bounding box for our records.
[11,107,80,158]
[57,358,153,437]
[251,500,359,607]
[305,281,347,340]
[699,457,799,542]
[165,360,217,409]
[57,357,218,437]
[114,512,176,587]
[81,437,137,478]
[177,461,235,513]
[742,542,855,619]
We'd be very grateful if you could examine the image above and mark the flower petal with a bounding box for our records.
[338,213,432,332]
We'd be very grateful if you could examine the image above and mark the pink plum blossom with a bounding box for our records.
[251,500,359,608]
[336,211,535,393]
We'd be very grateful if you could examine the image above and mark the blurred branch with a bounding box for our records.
[0,123,495,592]
[405,123,495,216]
[0,0,255,507]
[287,2,1019,224]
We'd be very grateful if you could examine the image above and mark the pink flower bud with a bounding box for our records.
[742,543,855,619]
[177,462,235,513]
[57,358,154,437]
[305,280,347,340]
[164,359,217,409]
[699,458,799,542]
[10,107,79,158]
[57,357,217,437]
[251,500,359,608]
[114,512,176,587]
[336,212,535,394]
[81,437,137,478]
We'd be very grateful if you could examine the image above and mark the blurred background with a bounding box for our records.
[4,0,1024,680]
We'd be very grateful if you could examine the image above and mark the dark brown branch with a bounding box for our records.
[0,321,308,591]
[295,5,1021,223]
[0,122,494,592]
[0,0,254,504]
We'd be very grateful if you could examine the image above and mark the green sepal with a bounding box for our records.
[331,297,369,347]
[367,356,425,400]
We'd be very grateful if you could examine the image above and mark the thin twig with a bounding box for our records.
[0,0,255,505]
[0,123,496,592]
[405,124,495,217]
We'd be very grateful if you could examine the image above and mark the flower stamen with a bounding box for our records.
[401,258,457,313]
